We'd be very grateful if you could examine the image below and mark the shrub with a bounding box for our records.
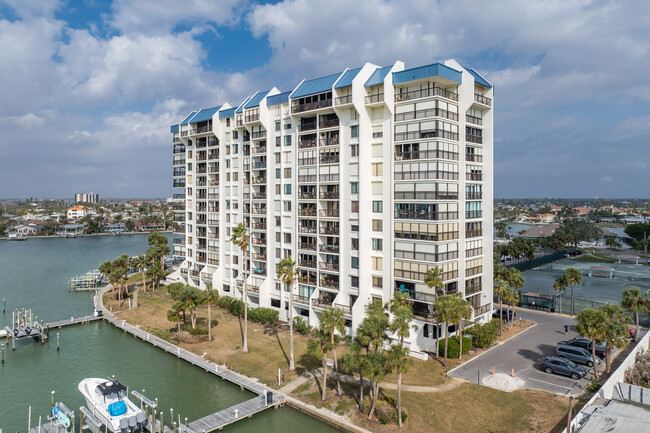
[439,335,472,358]
[465,319,500,348]
[248,307,279,324]
[218,296,234,310]
[588,378,601,392]
[189,327,208,336]
[217,296,245,317]
[293,317,312,335]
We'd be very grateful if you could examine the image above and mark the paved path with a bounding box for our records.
[449,309,595,396]
[281,367,463,394]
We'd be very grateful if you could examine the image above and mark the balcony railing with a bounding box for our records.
[474,93,492,106]
[394,191,459,200]
[252,207,267,214]
[252,146,267,154]
[298,139,317,149]
[334,303,351,314]
[299,260,316,269]
[292,99,332,114]
[395,108,459,122]
[252,193,266,200]
[474,303,492,316]
[466,114,483,125]
[252,177,267,184]
[245,113,260,123]
[320,244,339,254]
[394,210,459,221]
[298,157,317,166]
[251,237,267,245]
[466,134,483,144]
[365,93,384,104]
[293,294,311,305]
[319,137,339,146]
[395,86,459,102]
[465,153,483,162]
[298,275,317,285]
[394,170,459,181]
[298,208,317,217]
[319,174,339,183]
[320,279,339,290]
[312,298,333,309]
[298,226,317,234]
[335,95,352,105]
[394,149,459,161]
[251,222,266,230]
[298,122,317,132]
[299,242,316,251]
[298,191,316,200]
[465,192,483,200]
[190,125,212,135]
[252,253,267,261]
[320,119,339,129]
[466,173,483,181]
[251,130,266,139]
[319,262,339,272]
[319,155,339,164]
[319,209,339,218]
[466,211,483,219]
[394,129,459,142]
[319,226,339,236]
[319,191,339,199]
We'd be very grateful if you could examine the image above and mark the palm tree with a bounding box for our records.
[128,256,141,308]
[564,267,583,316]
[388,292,416,427]
[493,278,509,336]
[167,308,182,332]
[600,304,630,373]
[277,256,298,370]
[387,344,411,427]
[321,307,346,395]
[113,254,130,306]
[133,255,147,293]
[341,339,367,409]
[205,284,219,341]
[553,275,568,314]
[505,268,524,330]
[230,223,250,353]
[502,289,520,331]
[576,308,607,380]
[452,294,473,359]
[424,266,444,298]
[307,329,333,401]
[433,294,457,367]
[99,260,113,298]
[621,286,649,342]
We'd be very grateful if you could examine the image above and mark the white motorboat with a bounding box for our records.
[78,378,146,432]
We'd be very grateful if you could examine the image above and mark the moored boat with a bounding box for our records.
[78,378,146,432]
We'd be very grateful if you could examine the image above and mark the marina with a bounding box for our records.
[69,270,107,291]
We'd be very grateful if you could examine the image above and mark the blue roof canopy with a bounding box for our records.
[170,124,179,133]
[218,107,236,119]
[392,63,462,85]
[267,91,290,106]
[291,72,342,99]
[364,66,392,87]
[180,111,197,125]
[244,91,270,109]
[189,106,222,124]
[235,96,252,114]
[334,67,362,89]
[464,67,492,88]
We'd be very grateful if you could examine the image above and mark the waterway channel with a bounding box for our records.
[0,235,341,432]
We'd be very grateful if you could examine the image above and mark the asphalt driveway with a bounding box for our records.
[449,309,597,396]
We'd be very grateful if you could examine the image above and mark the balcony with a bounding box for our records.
[466,173,483,181]
[252,253,267,261]
[245,113,260,123]
[298,156,317,166]
[312,297,333,310]
[466,192,483,200]
[474,93,492,106]
[173,136,181,144]
[319,262,339,272]
[394,149,459,162]
[252,177,267,184]
[320,278,339,290]
[319,137,339,146]
[320,244,339,254]
[319,191,339,200]
[394,210,458,221]
[365,93,384,104]
[292,99,332,114]
[298,275,317,285]
[293,294,311,305]
[190,125,212,135]
[252,207,267,215]
[252,193,266,200]
[465,153,483,163]
[208,180,219,186]
[319,155,339,165]
[252,145,267,155]
[393,191,459,201]
[251,222,266,230]
[298,122,317,132]
[466,134,483,144]
[319,209,339,218]
[298,208,317,217]
[395,86,459,102]
[251,130,266,139]
[319,119,339,129]
[319,226,338,236]
[298,138,317,149]
[298,191,316,200]
[466,211,482,219]
[334,303,351,314]
[173,180,186,188]
[299,260,316,269]
[466,114,482,125]
[299,242,316,251]
[394,108,459,122]
[335,95,352,106]
[394,169,458,181]
[298,226,317,234]
[251,237,267,245]
[319,174,339,183]
[394,129,459,142]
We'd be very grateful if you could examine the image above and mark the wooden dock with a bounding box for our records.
[186,396,276,433]
[46,315,102,328]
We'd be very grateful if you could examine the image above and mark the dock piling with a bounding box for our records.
[56,333,60,351]
[1,343,4,363]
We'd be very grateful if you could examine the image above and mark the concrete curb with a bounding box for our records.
[447,321,538,376]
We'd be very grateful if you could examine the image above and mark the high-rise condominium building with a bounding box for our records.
[170,59,493,353]
[75,192,99,204]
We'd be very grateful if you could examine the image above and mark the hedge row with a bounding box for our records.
[438,335,472,358]
[464,319,501,348]
[217,296,279,324]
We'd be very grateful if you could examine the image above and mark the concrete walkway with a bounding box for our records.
[280,367,463,394]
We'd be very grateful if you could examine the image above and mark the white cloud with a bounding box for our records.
[11,113,44,128]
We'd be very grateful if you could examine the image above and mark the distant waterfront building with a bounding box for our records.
[75,192,99,204]
[169,59,494,353]
[67,205,91,220]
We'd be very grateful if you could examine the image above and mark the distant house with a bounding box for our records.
[56,224,84,236]
[67,206,89,220]
[573,207,591,216]
[104,222,126,233]
[10,224,38,235]
[521,223,560,239]
[134,221,165,231]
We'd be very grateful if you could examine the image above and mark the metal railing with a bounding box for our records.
[320,279,339,290]
[319,262,339,272]
[251,130,266,139]
[319,209,339,218]
[299,122,317,132]
[298,260,316,269]
[299,243,316,251]
[190,125,212,135]
[394,210,458,221]
[298,208,317,217]
[465,153,483,162]
[320,244,340,254]
[298,226,317,234]
[298,139,316,149]
[474,93,492,106]
[394,170,459,181]
[365,93,384,104]
[393,191,459,200]
[394,129,459,142]
[335,95,352,105]
[320,119,339,129]
[466,114,482,125]
[466,134,483,144]
[292,99,332,113]
[319,191,339,199]
[466,173,483,181]
[298,191,316,199]
[395,86,459,102]
[319,137,339,146]
[394,107,458,122]
[394,149,459,161]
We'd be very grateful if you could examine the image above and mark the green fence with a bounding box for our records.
[506,251,566,272]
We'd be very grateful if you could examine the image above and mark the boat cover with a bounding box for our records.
[107,401,127,417]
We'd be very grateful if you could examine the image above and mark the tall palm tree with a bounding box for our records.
[205,284,219,342]
[493,278,509,336]
[621,286,649,342]
[576,308,607,380]
[600,304,630,373]
[167,308,182,332]
[307,329,333,401]
[564,267,582,316]
[505,268,524,330]
[99,260,113,298]
[433,294,457,367]
[128,256,141,308]
[277,256,298,370]
[388,292,416,427]
[133,255,147,293]
[502,289,520,332]
[451,294,473,359]
[424,266,444,298]
[113,254,130,306]
[230,223,250,353]
[321,307,346,395]
[553,275,568,314]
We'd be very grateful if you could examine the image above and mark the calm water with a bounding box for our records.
[0,235,339,433]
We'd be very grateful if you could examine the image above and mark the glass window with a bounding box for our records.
[284,184,291,194]
[351,257,359,269]
[351,125,359,138]
[372,238,383,251]
[284,135,292,146]
[276,168,281,179]
[351,182,359,194]
[275,121,281,131]
[373,201,383,213]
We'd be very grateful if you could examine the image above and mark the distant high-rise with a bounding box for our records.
[169,59,493,353]
[75,192,99,204]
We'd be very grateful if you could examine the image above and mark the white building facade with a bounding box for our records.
[170,59,493,354]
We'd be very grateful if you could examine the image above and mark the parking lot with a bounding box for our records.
[449,309,601,396]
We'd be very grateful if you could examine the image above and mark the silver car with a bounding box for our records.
[555,344,601,367]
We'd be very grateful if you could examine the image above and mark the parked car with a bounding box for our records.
[559,337,606,359]
[541,356,587,380]
[555,344,601,367]
[492,307,516,322]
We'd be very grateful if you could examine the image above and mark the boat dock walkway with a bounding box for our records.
[46,315,102,328]
[184,396,275,433]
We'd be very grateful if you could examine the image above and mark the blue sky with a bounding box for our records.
[0,0,649,199]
